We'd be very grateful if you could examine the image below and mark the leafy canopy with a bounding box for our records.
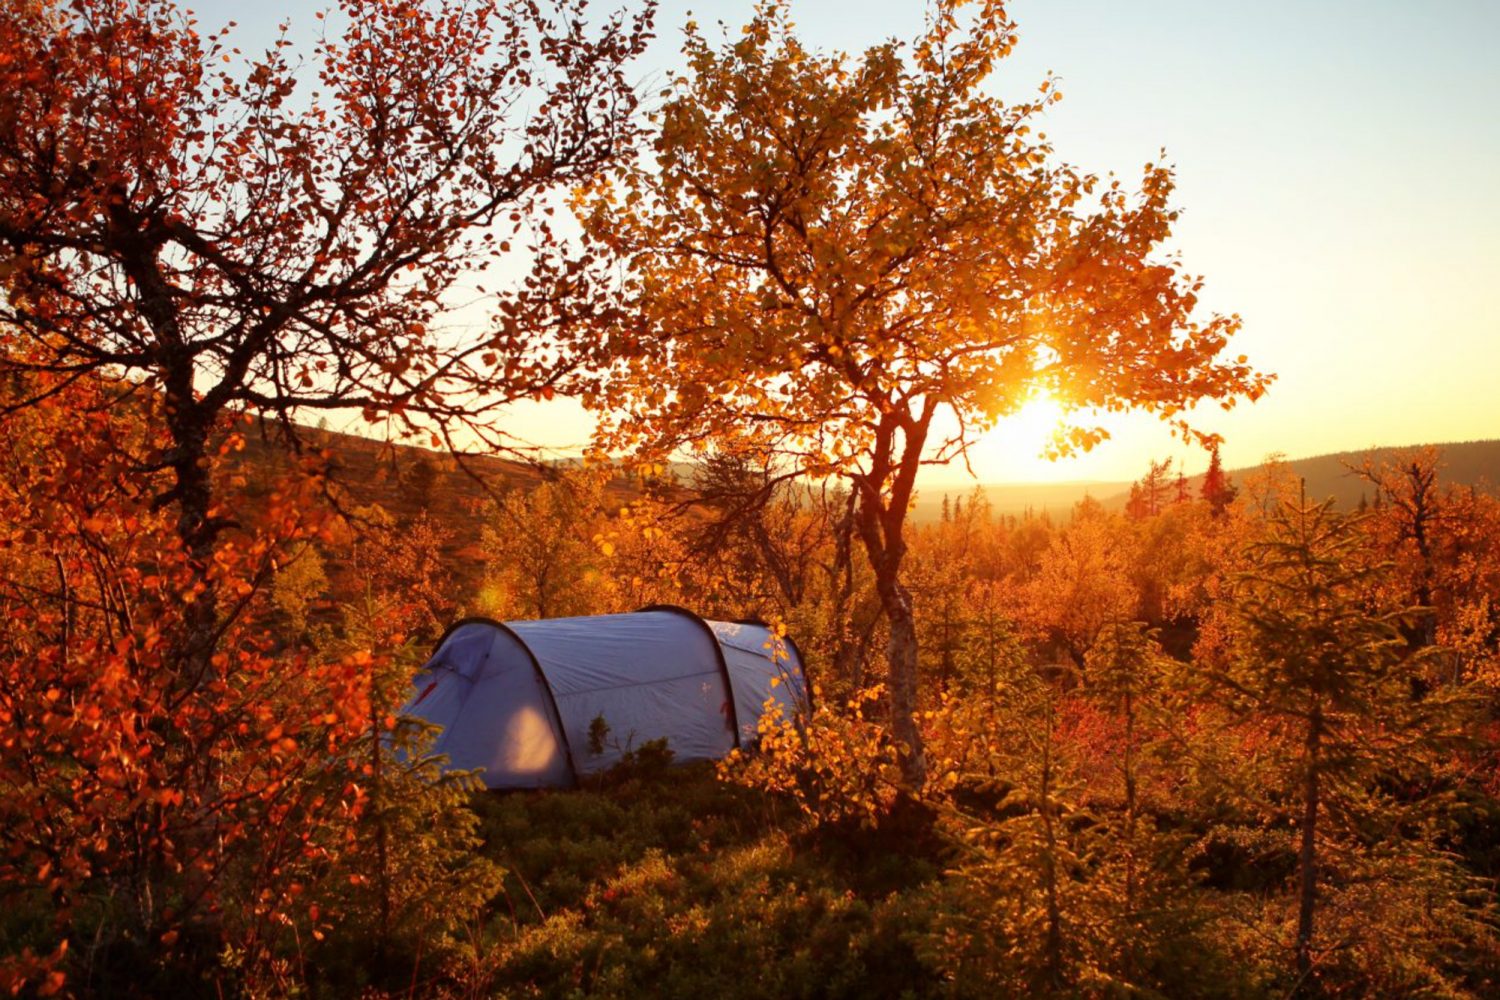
[0,0,653,457]
[580,0,1270,479]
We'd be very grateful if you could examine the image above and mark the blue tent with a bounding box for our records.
[401,605,809,789]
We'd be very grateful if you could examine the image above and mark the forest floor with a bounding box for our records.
[453,762,945,999]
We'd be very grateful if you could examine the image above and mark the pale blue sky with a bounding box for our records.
[186,0,1500,482]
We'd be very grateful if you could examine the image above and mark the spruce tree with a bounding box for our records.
[1207,484,1478,995]
[1201,445,1237,517]
[938,635,1230,997]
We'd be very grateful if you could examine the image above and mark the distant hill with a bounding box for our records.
[1202,439,1500,510]
[911,480,1131,523]
[232,425,644,606]
[239,426,1500,531]
[913,439,1500,523]
[238,424,636,524]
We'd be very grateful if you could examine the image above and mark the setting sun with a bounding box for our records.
[938,393,1079,484]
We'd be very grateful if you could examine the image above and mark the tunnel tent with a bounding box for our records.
[402,605,809,789]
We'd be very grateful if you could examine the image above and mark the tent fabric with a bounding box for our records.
[402,607,809,789]
[507,609,736,773]
[709,620,807,746]
[406,621,574,789]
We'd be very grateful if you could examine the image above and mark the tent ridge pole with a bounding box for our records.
[636,603,745,750]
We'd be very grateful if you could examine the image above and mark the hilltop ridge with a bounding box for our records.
[913,438,1500,522]
[239,425,1500,528]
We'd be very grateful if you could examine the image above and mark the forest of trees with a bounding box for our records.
[8,379,1500,996]
[2,0,1498,997]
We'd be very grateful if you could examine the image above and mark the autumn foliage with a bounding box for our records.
[0,0,649,991]
[579,0,1270,784]
[3,0,1500,997]
[0,373,374,991]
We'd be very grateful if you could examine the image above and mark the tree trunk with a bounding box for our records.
[1295,707,1323,992]
[1406,460,1437,650]
[371,697,392,962]
[163,365,221,689]
[851,405,933,790]
[855,486,927,788]
[124,226,225,687]
[829,488,859,686]
[878,571,927,788]
[939,599,954,693]
[1040,683,1065,989]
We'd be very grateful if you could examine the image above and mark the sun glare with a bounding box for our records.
[941,393,1074,484]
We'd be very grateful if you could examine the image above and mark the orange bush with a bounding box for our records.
[0,377,377,992]
[721,685,901,828]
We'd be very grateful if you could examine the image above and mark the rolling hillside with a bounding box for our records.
[913,439,1500,522]
[240,425,1500,528]
[237,423,640,522]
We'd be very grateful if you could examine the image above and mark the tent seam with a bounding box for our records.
[433,617,582,788]
[723,617,814,713]
[636,604,744,750]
